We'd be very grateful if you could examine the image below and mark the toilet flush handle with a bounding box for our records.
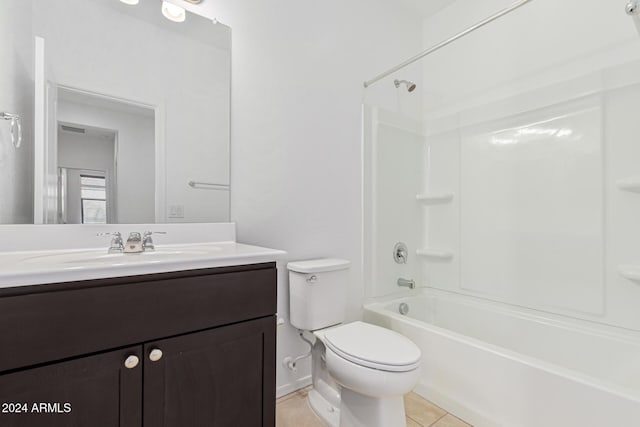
[306,275,318,284]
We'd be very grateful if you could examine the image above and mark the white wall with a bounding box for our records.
[0,0,34,224]
[168,0,425,395]
[186,0,423,396]
[57,99,155,224]
[58,132,115,173]
[32,0,231,223]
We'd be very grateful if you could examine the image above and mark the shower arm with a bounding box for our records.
[363,0,535,89]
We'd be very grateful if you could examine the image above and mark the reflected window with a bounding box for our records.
[80,175,107,224]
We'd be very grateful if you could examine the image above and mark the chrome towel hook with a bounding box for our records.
[0,112,22,148]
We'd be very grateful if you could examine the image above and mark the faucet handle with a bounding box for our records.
[394,242,408,264]
[143,231,167,237]
[97,231,121,238]
[142,231,167,251]
[97,232,124,253]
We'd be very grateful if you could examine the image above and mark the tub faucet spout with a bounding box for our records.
[397,278,415,289]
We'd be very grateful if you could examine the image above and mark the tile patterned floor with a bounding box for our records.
[276,387,472,427]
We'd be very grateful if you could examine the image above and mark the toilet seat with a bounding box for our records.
[323,322,421,372]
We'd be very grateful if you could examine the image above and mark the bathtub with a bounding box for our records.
[363,289,640,427]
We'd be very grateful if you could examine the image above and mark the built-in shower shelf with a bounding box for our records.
[416,248,454,260]
[416,193,454,204]
[616,178,640,194]
[618,266,640,283]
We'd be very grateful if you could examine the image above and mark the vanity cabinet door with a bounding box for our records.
[143,316,276,427]
[0,346,142,427]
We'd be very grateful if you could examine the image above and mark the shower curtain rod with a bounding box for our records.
[363,0,535,88]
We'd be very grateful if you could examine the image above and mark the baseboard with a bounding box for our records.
[276,375,312,399]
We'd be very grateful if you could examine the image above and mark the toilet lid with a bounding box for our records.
[323,322,421,372]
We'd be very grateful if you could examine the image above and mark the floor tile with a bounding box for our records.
[276,388,472,427]
[277,386,311,404]
[276,389,325,427]
[431,414,472,427]
[404,392,447,426]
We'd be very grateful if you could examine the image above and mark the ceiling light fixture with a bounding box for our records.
[119,0,139,5]
[162,1,186,22]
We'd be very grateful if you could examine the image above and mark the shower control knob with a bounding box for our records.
[149,348,163,362]
[124,355,140,369]
[394,242,408,264]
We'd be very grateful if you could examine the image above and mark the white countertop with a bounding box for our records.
[0,241,286,289]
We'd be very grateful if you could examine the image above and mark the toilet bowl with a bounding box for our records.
[319,321,421,427]
[287,259,422,427]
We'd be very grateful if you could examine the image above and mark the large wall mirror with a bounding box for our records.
[0,0,231,224]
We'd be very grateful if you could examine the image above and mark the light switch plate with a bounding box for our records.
[168,204,185,219]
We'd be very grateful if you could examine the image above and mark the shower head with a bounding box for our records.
[394,79,417,93]
[626,1,640,35]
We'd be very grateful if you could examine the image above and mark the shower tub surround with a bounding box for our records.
[363,58,640,426]
[364,289,640,427]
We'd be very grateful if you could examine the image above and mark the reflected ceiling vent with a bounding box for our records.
[60,125,86,134]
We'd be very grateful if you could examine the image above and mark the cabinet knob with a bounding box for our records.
[124,355,140,369]
[149,348,163,362]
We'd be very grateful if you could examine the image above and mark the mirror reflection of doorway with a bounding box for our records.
[52,88,156,224]
[56,123,117,224]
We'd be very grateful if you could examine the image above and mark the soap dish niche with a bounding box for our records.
[416,248,454,261]
[616,178,640,194]
[416,193,454,205]
[618,265,640,283]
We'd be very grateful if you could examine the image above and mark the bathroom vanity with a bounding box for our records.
[0,228,283,427]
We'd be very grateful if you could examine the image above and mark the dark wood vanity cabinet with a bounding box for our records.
[0,263,277,427]
[0,346,143,427]
[144,317,275,427]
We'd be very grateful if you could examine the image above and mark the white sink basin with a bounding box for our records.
[21,245,222,266]
[0,239,285,289]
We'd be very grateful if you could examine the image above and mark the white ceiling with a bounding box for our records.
[395,0,453,18]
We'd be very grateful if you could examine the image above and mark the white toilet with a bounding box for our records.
[288,259,421,427]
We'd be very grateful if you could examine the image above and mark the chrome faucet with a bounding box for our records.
[142,231,167,252]
[99,231,166,253]
[97,232,124,253]
[397,278,415,289]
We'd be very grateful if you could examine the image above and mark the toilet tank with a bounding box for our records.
[287,259,351,331]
